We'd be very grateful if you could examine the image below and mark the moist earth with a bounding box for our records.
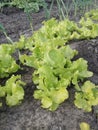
[0,3,98,130]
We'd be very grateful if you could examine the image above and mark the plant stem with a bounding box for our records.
[4,33,13,44]
[73,0,78,17]
[48,0,55,19]
[60,0,69,19]
[56,0,62,20]
[23,0,33,33]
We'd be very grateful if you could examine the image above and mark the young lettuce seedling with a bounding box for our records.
[0,75,25,107]
[80,122,90,130]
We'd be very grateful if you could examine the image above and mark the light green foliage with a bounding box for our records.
[0,44,20,78]
[80,122,90,130]
[18,9,98,111]
[16,10,98,50]
[85,9,98,20]
[71,58,93,90]
[18,10,98,50]
[79,10,98,38]
[0,9,98,111]
[16,35,34,50]
[74,81,98,112]
[32,49,92,111]
[18,11,98,110]
[34,87,69,111]
[0,44,15,54]
[11,0,45,12]
[0,75,25,106]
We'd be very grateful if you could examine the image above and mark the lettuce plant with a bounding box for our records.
[18,9,98,111]
[0,9,98,111]
[0,75,25,107]
[0,44,20,78]
[75,81,98,112]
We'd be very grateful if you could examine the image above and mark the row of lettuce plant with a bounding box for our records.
[0,9,98,111]
[0,0,45,12]
[0,44,25,107]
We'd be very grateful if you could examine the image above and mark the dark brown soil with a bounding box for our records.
[0,5,58,43]
[0,3,98,130]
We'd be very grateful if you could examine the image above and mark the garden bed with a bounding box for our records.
[0,2,98,130]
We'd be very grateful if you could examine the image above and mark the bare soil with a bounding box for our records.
[0,3,98,130]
